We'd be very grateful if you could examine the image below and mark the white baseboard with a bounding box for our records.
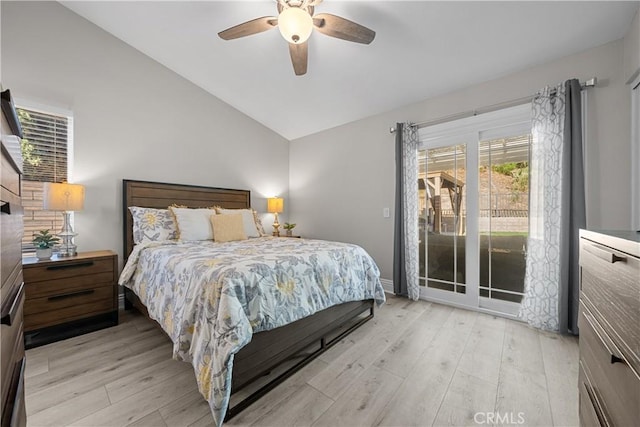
[380,278,394,294]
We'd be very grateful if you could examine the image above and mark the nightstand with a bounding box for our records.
[22,250,118,349]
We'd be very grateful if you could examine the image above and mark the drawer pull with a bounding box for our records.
[48,289,95,301]
[1,282,24,326]
[583,309,628,367]
[46,261,95,271]
[584,243,626,263]
[610,354,626,365]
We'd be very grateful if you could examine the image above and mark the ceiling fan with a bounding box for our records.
[218,0,375,76]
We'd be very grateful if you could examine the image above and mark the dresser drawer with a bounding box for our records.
[24,257,114,283]
[579,362,605,427]
[578,307,640,426]
[0,147,20,197]
[580,238,640,372]
[1,283,24,409]
[1,356,26,427]
[1,188,22,290]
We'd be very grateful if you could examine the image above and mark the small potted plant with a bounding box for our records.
[32,229,60,260]
[283,222,297,237]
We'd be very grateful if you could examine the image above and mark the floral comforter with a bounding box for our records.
[118,237,385,426]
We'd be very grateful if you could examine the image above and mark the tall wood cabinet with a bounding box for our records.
[1,89,27,427]
[578,230,640,426]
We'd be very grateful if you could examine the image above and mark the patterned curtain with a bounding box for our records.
[393,122,420,300]
[519,80,585,334]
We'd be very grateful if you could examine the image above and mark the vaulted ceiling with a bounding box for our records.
[60,1,639,140]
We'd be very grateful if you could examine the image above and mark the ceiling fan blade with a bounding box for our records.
[218,16,278,40]
[289,42,308,76]
[313,13,375,44]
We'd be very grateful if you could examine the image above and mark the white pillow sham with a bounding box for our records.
[169,206,216,241]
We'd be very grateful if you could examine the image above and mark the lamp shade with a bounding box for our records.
[278,7,313,44]
[43,182,85,211]
[267,197,284,214]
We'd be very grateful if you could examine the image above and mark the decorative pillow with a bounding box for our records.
[129,207,178,244]
[215,207,262,238]
[252,210,268,236]
[169,206,217,241]
[210,213,247,242]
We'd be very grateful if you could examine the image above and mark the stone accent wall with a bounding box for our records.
[22,180,63,250]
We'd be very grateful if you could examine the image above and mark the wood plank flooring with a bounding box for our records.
[24,294,579,426]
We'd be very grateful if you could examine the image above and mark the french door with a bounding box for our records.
[417,106,531,316]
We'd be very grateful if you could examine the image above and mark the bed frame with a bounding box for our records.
[121,179,375,420]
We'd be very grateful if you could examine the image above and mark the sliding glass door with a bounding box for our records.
[417,106,531,316]
[478,131,530,314]
[418,135,478,307]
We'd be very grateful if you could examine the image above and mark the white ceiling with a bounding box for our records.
[59,1,639,140]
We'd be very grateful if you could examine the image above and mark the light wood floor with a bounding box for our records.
[24,294,579,427]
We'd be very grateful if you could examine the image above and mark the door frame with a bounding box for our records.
[417,104,531,315]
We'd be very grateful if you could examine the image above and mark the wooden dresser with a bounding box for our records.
[578,229,640,426]
[22,251,118,349]
[1,90,27,427]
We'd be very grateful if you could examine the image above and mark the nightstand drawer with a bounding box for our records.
[25,297,114,331]
[24,284,114,316]
[25,271,114,300]
[23,257,114,283]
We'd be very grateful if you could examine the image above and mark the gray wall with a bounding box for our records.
[290,39,633,281]
[623,8,639,84]
[1,1,290,264]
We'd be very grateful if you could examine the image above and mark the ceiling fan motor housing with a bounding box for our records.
[278,6,313,44]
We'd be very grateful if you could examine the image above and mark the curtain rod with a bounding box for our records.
[389,77,597,133]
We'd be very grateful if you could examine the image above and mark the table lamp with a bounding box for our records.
[43,182,85,257]
[267,197,283,237]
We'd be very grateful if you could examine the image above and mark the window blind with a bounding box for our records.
[17,107,69,252]
[18,108,68,183]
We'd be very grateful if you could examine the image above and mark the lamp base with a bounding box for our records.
[272,212,281,237]
[57,211,78,257]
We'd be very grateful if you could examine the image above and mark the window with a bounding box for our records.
[18,106,71,252]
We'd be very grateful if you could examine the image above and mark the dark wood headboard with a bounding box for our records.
[122,180,251,261]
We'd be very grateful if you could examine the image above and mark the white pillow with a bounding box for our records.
[169,207,216,241]
[215,208,260,238]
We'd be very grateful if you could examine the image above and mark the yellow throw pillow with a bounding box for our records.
[210,213,247,242]
[215,207,261,238]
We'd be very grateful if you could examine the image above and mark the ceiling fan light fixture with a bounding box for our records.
[278,7,313,44]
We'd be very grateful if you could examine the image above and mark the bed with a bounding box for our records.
[119,179,385,426]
